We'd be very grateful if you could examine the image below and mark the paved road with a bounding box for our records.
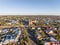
[27,29,37,45]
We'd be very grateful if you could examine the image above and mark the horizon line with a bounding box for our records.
[0,15,60,16]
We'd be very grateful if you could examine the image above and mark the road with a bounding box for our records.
[27,29,37,45]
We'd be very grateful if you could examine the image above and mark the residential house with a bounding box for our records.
[0,30,2,33]
[35,31,43,40]
[32,27,35,30]
[5,20,19,25]
[46,29,57,36]
[46,29,54,34]
[37,27,43,33]
[50,37,57,42]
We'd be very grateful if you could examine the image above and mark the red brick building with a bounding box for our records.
[44,42,60,45]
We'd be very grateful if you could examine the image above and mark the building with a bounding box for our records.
[29,20,38,26]
[0,27,21,45]
[35,31,43,40]
[44,42,60,45]
[5,20,19,25]
[46,29,54,34]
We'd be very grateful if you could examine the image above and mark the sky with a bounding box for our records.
[0,0,60,15]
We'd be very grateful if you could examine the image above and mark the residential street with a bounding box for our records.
[27,29,37,45]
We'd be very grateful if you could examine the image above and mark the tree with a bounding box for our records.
[37,40,44,45]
